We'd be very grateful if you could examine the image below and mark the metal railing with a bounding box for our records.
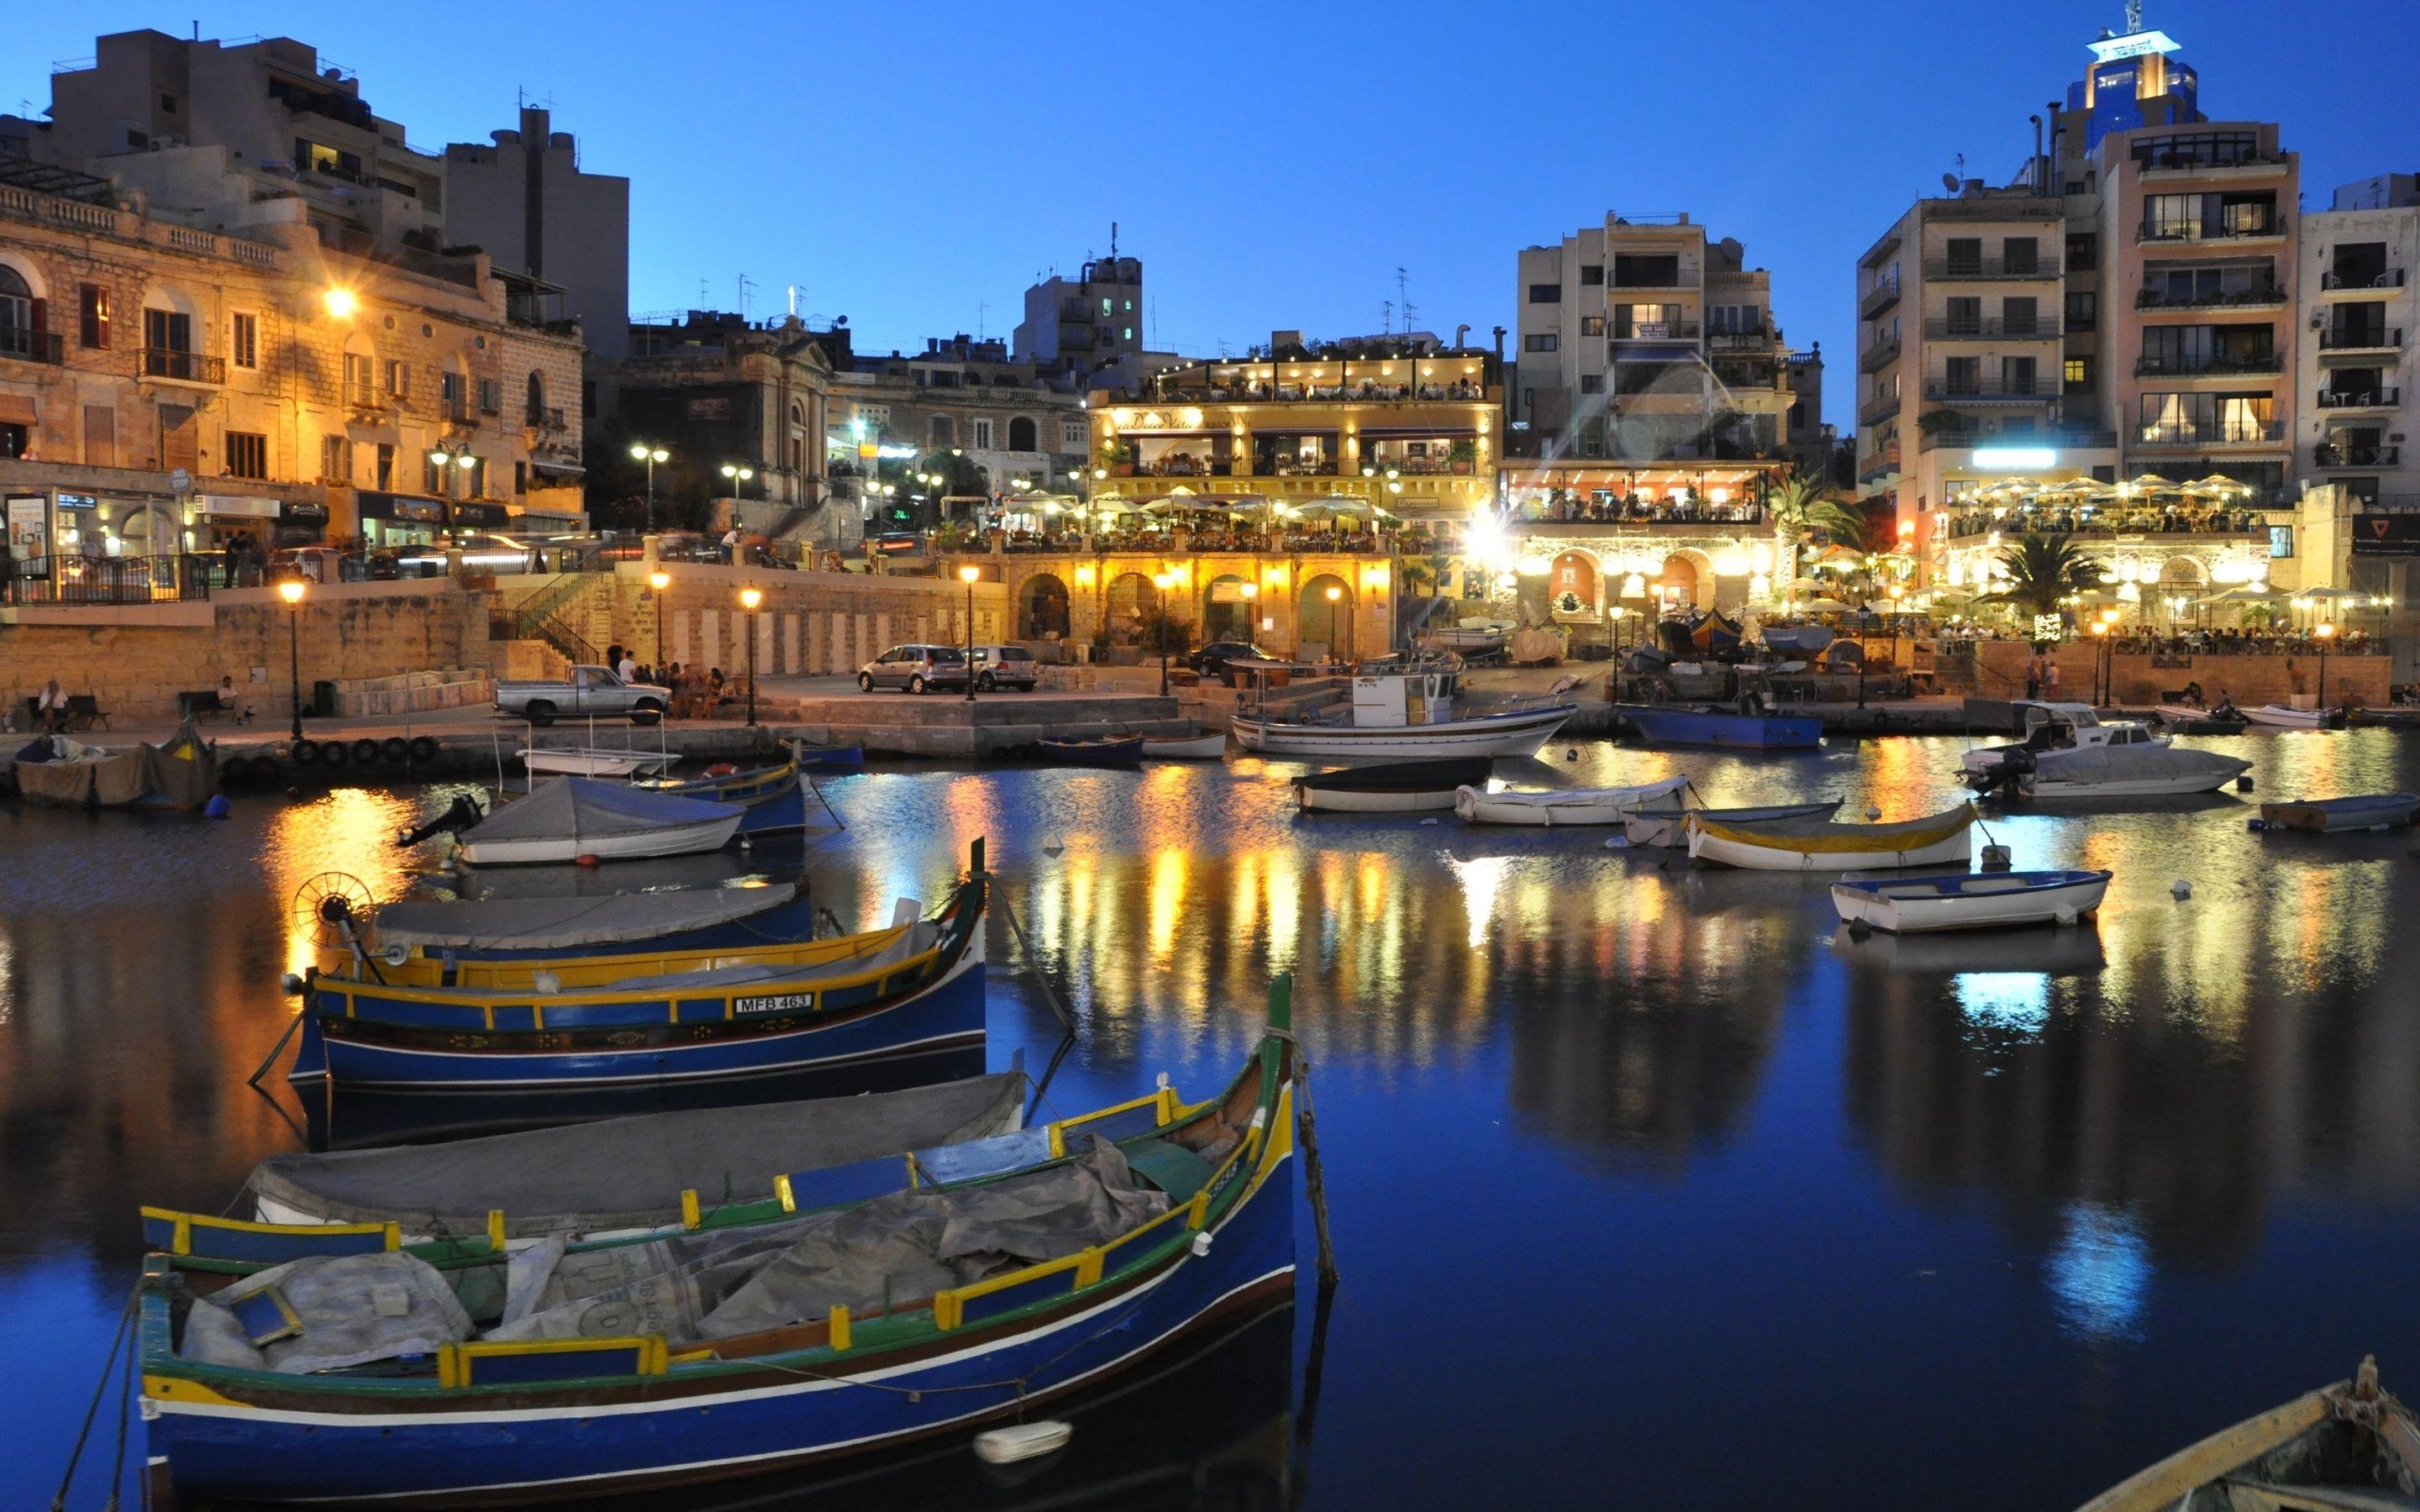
[2319,328,2403,351]
[6,553,214,605]
[2137,421,2283,446]
[2133,351,2283,377]
[0,328,65,365]
[526,406,566,431]
[2318,387,2402,409]
[1859,276,1902,318]
[1612,322,1700,340]
[1860,337,1901,372]
[2322,269,2406,291]
[141,347,224,383]
[2135,284,2286,310]
[1924,316,2064,339]
[1922,376,2060,400]
[2317,444,2401,468]
[2138,221,2282,243]
[1923,258,2056,281]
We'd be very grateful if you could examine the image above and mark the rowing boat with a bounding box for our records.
[1686,804,1977,872]
[2244,702,2344,729]
[1623,801,1842,848]
[1451,774,1689,827]
[635,756,808,834]
[139,981,1302,1505]
[519,746,679,778]
[1040,734,1145,767]
[1295,757,1493,813]
[2075,1356,2418,1512]
[1143,732,1228,759]
[1830,869,2111,932]
[2257,792,2420,832]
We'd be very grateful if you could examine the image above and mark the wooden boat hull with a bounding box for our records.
[792,743,865,769]
[1142,733,1228,759]
[1619,706,1822,750]
[1623,801,1841,848]
[1452,775,1690,827]
[2075,1358,2418,1512]
[1297,784,1461,813]
[1233,703,1575,759]
[2244,704,2343,728]
[1831,869,2111,932]
[1040,736,1145,767]
[520,749,679,778]
[2258,793,2420,832]
[457,811,743,865]
[1688,807,1975,872]
[641,761,808,836]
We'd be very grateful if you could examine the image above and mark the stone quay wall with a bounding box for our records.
[631,562,1011,679]
[1970,639,2391,707]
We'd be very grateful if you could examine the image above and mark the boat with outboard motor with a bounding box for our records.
[136,979,1302,1506]
[451,776,744,864]
[1687,803,1978,871]
[1969,726,2251,799]
[1232,654,1576,759]
[1831,868,2112,932]
[1452,774,1689,827]
[2244,702,2346,729]
[1960,702,2166,780]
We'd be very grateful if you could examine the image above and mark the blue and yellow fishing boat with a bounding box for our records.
[137,984,1301,1504]
[287,844,988,1091]
[636,753,811,836]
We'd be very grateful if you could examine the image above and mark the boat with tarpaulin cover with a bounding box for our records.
[452,777,743,864]
[7,718,220,809]
[136,981,1302,1505]
[1623,799,1842,848]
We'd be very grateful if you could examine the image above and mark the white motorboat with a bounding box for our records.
[1981,735,2252,799]
[1686,805,1977,872]
[1830,868,2112,933]
[1141,732,1228,759]
[1294,758,1491,814]
[520,746,680,778]
[1233,658,1576,759]
[1452,774,1689,827]
[455,778,744,865]
[2244,703,2344,729]
[1423,619,1512,657]
[1624,800,1844,848]
[1960,702,2165,779]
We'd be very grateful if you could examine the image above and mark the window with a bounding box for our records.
[1007,416,1036,451]
[320,433,350,484]
[2143,192,2201,240]
[971,417,994,449]
[1579,374,1603,394]
[1579,315,1605,337]
[343,352,374,406]
[1944,238,1982,275]
[1100,297,1112,317]
[0,266,30,349]
[459,455,482,496]
[423,453,444,493]
[375,443,393,489]
[1528,283,1562,303]
[929,415,954,446]
[2001,355,2037,393]
[1944,356,1981,395]
[2065,233,2096,271]
[383,359,409,398]
[1121,326,1132,341]
[1612,254,1681,287]
[2142,261,2276,308]
[2130,130,2262,171]
[1579,265,1602,286]
[1062,420,1086,447]
[1944,297,1981,335]
[2138,391,2274,444]
[229,312,257,370]
[525,370,545,422]
[2002,237,2039,275]
[78,283,110,349]
[1523,333,1558,353]
[2002,296,2039,335]
[477,377,501,414]
[2064,356,2095,392]
[224,430,267,479]
[2065,290,2098,330]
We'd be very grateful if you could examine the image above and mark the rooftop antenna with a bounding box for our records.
[737,272,755,318]
[1397,266,1415,333]
[2125,0,2143,33]
[1109,220,1118,259]
[699,277,709,307]
[1381,298,1394,334]
[977,299,987,342]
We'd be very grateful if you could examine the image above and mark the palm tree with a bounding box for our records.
[1765,471,1865,584]
[1987,532,2099,621]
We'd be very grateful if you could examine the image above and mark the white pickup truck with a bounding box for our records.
[493,665,671,726]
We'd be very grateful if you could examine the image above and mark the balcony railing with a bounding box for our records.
[0,328,64,365]
[140,347,224,384]
[1705,326,1774,351]
[527,406,566,431]
[440,395,475,423]
[1612,321,1699,340]
[2318,387,2401,410]
[2317,444,2401,468]
[2133,351,2283,377]
[1921,377,2060,400]
[1918,427,2118,454]
[4,553,215,605]
[1941,505,2270,540]
[2136,421,2283,447]
[2135,284,2286,311]
[344,381,381,411]
[2322,269,2406,291]
[1923,316,2064,339]
[1922,258,2057,281]
[2137,220,2282,244]
[2318,327,2404,351]
[1860,336,1901,372]
[1858,391,1901,425]
[1859,276,1902,318]
[1139,378,1492,404]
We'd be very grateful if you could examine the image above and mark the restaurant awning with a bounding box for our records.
[358,491,448,524]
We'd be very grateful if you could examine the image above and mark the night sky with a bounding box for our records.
[11,1,2417,431]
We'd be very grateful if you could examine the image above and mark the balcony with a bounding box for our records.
[2317,443,2401,468]
[2321,269,2406,292]
[1706,326,1774,352]
[1920,377,2060,402]
[1921,258,2058,282]
[526,406,567,432]
[2136,220,2284,245]
[1860,336,1901,372]
[2133,351,2283,378]
[140,347,224,385]
[1941,504,2270,541]
[2135,421,2284,449]
[1859,276,1902,318]
[1919,427,2117,454]
[0,328,64,365]
[2318,387,2401,412]
[1612,321,1699,341]
[440,395,475,424]
[1923,316,2064,339]
[2134,284,2286,312]
[1858,391,1901,426]
[1057,300,1095,323]
[2318,327,2404,354]
[1860,441,1902,481]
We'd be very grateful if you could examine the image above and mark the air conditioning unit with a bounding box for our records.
[2311,308,2328,328]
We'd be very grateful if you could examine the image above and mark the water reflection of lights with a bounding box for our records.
[1956,973,2051,1036]
[2046,1202,2151,1341]
[1446,854,1510,949]
[1147,848,1186,965]
[269,788,422,981]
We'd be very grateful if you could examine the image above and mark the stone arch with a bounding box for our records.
[1202,572,1253,642]
[2158,554,2207,586]
[525,370,546,419]
[1658,551,1706,610]
[1549,549,1599,612]
[1299,572,1354,657]
[0,258,45,345]
[1020,571,1071,639]
[1007,416,1037,452]
[1106,570,1157,644]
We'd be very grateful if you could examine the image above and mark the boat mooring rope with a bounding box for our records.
[1264,1025,1340,1290]
[50,1282,138,1511]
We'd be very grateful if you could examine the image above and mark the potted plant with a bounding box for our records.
[1102,438,1135,477]
[1449,439,1476,475]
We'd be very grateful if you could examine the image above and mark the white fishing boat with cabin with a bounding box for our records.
[1231,658,1576,759]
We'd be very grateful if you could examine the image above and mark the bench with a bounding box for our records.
[20,694,107,732]
[178,689,239,721]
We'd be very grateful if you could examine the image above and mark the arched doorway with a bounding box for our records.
[2156,556,2207,626]
[1299,573,1352,659]
[1007,416,1037,452]
[1202,574,1252,642]
[1657,554,1703,611]
[1106,571,1156,645]
[1549,550,1598,615]
[1021,572,1071,639]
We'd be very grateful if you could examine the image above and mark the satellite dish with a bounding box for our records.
[1942,172,1963,192]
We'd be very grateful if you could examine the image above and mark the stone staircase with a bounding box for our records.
[492,571,615,666]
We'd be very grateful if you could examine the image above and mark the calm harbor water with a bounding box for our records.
[6,729,2420,1508]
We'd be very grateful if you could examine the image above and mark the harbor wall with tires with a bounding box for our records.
[1970,639,2391,708]
[0,580,497,727]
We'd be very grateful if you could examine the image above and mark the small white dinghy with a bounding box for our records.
[1830,868,2112,933]
[1141,732,1227,760]
[520,746,679,779]
[2244,703,2343,729]
[1452,774,1689,827]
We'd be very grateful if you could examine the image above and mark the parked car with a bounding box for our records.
[857,644,969,694]
[494,665,671,725]
[268,545,344,585]
[969,645,1039,692]
[868,533,925,557]
[1186,641,1276,680]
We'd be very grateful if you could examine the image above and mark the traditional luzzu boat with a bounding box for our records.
[1623,800,1842,849]
[1452,774,1689,827]
[1686,803,1978,871]
[1039,734,1145,767]
[136,985,1302,1506]
[1830,869,2112,933]
[1232,656,1576,759]
[635,753,808,836]
[453,777,744,864]
[287,845,989,1090]
[1617,704,1822,750]
[2075,1356,2418,1512]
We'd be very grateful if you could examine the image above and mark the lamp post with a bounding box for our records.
[2316,620,2335,706]
[279,578,306,739]
[629,444,670,530]
[1153,570,1176,696]
[959,564,981,702]
[2090,620,2110,706]
[737,586,762,727]
[648,570,671,665]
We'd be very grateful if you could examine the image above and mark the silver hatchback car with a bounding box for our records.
[857,644,969,694]
[969,645,1040,691]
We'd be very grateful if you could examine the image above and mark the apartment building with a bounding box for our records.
[1857,19,2302,583]
[1013,252,1143,383]
[2297,176,2418,507]
[443,107,631,363]
[828,333,1090,531]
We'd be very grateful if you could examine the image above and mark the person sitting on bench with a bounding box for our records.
[216,675,254,724]
[35,679,70,734]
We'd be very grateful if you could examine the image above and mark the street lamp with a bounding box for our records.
[1153,570,1176,696]
[427,444,477,505]
[648,570,671,664]
[2316,620,2336,706]
[959,564,981,702]
[629,444,670,529]
[720,463,755,497]
[738,585,763,727]
[278,578,307,739]
[2090,620,2111,706]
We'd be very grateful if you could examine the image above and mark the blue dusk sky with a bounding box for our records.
[9,1,2417,431]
